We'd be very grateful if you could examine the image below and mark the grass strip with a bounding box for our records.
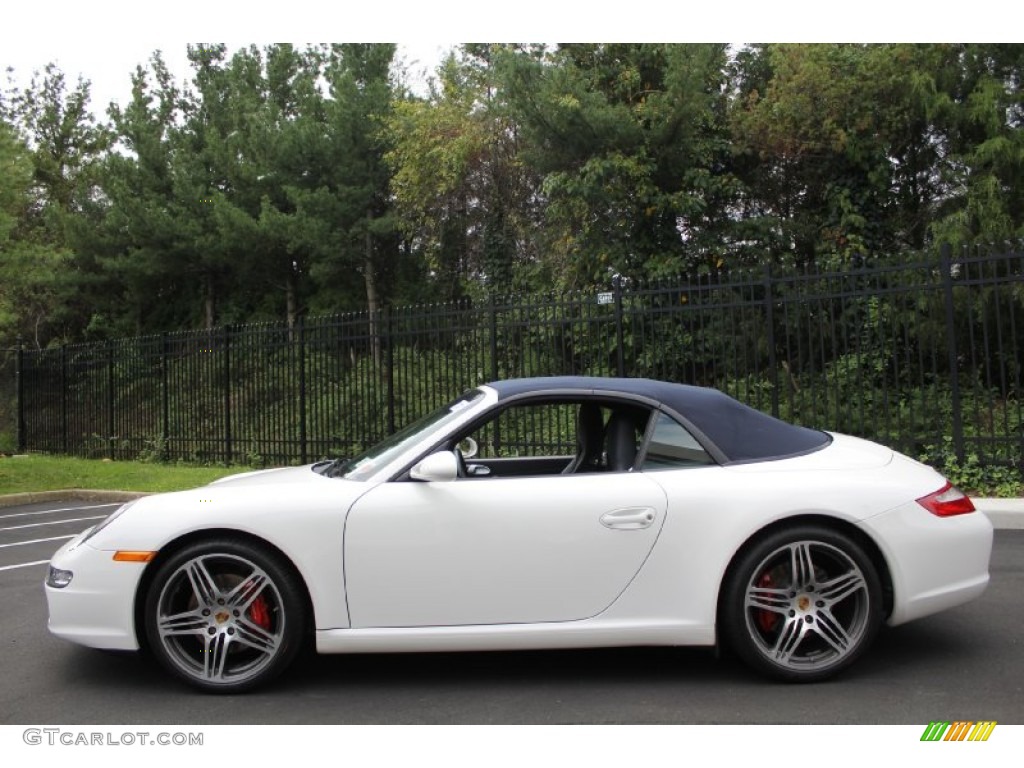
[0,455,246,495]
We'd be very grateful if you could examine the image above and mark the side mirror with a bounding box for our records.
[457,436,479,459]
[410,451,459,482]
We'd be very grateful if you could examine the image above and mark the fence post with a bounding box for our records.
[613,274,625,377]
[763,264,780,418]
[384,307,395,435]
[107,341,115,459]
[61,344,68,454]
[298,318,308,464]
[161,333,169,459]
[489,296,502,452]
[489,297,499,383]
[223,326,232,464]
[15,336,25,453]
[940,243,966,464]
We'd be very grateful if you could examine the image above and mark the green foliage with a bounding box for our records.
[135,433,168,464]
[0,122,31,242]
[926,45,1024,246]
[1,40,1024,492]
[385,46,542,299]
[931,450,1022,498]
[0,121,36,342]
[0,70,106,348]
[8,42,1019,469]
[732,45,927,261]
[502,43,737,285]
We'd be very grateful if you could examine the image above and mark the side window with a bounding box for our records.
[453,399,653,477]
[641,412,714,470]
[468,402,579,459]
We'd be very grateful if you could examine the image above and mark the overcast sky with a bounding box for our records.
[2,39,454,117]
[1,1,1015,121]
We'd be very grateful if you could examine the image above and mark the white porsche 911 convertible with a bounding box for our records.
[45,377,993,692]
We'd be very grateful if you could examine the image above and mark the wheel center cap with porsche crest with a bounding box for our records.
[215,611,230,624]
[797,595,811,612]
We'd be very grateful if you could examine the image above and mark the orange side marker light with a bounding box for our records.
[112,551,157,563]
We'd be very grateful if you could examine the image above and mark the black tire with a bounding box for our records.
[720,525,883,682]
[143,538,306,693]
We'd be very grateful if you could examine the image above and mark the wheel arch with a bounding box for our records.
[715,513,894,639]
[132,527,316,653]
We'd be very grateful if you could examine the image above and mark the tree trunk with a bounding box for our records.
[204,272,216,329]
[364,215,381,370]
[285,270,297,342]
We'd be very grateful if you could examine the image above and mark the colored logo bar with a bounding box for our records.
[921,721,997,741]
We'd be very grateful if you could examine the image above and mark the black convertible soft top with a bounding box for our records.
[485,376,831,465]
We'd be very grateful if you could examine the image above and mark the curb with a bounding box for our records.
[0,489,149,509]
[973,498,1024,531]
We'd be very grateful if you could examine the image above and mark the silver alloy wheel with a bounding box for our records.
[742,540,871,672]
[154,552,286,686]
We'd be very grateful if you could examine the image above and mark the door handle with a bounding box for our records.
[600,507,657,530]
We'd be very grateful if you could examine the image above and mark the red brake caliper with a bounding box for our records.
[756,572,779,633]
[248,595,272,631]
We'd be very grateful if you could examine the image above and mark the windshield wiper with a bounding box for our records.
[317,457,350,478]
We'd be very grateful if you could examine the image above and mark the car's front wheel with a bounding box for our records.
[143,538,306,693]
[721,525,883,682]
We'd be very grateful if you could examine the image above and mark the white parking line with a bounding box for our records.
[0,560,49,572]
[0,516,105,533]
[0,503,120,521]
[0,535,75,549]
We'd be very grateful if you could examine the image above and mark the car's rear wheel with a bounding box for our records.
[721,525,883,682]
[143,538,305,693]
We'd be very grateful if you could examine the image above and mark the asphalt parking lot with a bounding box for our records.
[1,498,1022,725]
[0,500,119,574]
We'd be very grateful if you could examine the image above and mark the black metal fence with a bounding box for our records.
[5,244,1023,470]
[0,348,16,454]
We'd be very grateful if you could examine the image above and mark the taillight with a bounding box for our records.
[916,482,976,517]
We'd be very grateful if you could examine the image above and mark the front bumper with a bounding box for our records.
[45,531,145,651]
[861,500,993,626]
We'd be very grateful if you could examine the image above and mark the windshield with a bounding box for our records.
[329,389,485,481]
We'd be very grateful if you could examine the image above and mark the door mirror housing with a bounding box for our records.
[410,451,459,482]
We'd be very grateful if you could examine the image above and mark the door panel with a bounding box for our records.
[467,456,571,478]
[344,473,667,627]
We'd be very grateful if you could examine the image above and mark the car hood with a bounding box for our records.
[86,462,365,553]
[207,464,324,487]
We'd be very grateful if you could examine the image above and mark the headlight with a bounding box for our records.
[78,500,138,545]
[46,566,74,588]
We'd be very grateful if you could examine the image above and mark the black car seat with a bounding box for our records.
[563,403,605,474]
[606,410,639,472]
